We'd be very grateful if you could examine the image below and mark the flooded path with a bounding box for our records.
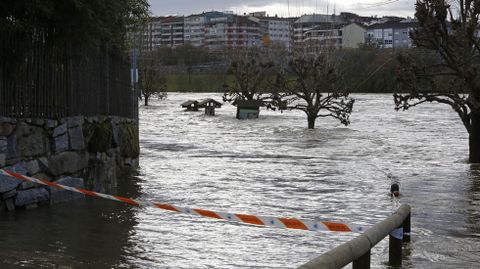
[1,93,479,268]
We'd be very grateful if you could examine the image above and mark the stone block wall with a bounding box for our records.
[0,116,139,213]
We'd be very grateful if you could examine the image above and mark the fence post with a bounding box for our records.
[388,226,402,267]
[352,249,370,269]
[297,205,410,269]
[403,212,411,242]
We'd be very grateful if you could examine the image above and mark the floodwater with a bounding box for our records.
[1,93,479,268]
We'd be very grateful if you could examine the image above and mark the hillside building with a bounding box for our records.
[161,16,185,48]
[204,15,261,49]
[249,12,293,49]
[366,20,417,49]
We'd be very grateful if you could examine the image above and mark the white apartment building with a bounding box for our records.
[267,19,292,49]
[302,23,366,49]
[366,21,417,49]
[160,16,184,48]
[204,15,261,50]
[204,15,231,49]
[293,14,346,46]
[150,17,163,49]
[184,12,231,47]
[303,24,343,47]
[184,15,207,47]
[249,13,292,49]
[127,17,166,51]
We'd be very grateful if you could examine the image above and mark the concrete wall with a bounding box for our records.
[0,116,139,213]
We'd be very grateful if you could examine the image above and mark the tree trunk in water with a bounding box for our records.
[144,95,149,106]
[470,112,480,163]
[307,115,316,129]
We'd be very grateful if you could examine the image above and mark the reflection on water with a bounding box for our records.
[0,174,142,268]
[1,93,479,268]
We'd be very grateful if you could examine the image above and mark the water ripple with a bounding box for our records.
[1,93,478,268]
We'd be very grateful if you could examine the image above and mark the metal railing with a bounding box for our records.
[0,30,138,120]
[298,204,411,269]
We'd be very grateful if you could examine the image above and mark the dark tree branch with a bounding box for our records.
[274,48,355,129]
[223,47,276,106]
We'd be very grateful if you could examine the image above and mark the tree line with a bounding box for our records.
[137,44,434,94]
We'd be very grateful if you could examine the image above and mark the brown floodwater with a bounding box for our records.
[1,93,479,268]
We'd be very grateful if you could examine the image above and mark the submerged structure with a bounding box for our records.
[234,100,264,119]
[181,100,199,111]
[198,99,222,116]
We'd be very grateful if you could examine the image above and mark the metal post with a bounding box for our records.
[389,227,402,267]
[297,205,411,269]
[352,249,370,269]
[403,213,411,243]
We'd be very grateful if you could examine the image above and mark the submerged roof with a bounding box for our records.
[198,98,223,108]
[234,100,265,108]
[181,100,198,107]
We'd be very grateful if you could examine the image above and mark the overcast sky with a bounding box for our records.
[148,0,416,18]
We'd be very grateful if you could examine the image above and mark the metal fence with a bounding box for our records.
[0,31,138,120]
[298,204,411,269]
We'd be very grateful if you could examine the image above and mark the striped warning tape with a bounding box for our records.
[0,169,370,233]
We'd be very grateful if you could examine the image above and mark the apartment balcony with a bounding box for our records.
[204,34,225,38]
[205,38,226,42]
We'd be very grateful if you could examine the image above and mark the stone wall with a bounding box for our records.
[0,116,139,213]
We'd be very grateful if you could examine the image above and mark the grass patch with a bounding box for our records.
[165,73,234,92]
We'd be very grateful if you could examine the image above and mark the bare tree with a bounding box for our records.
[138,57,167,106]
[274,48,355,129]
[223,47,275,104]
[394,0,480,162]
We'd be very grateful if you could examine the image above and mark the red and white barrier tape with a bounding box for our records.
[0,169,370,233]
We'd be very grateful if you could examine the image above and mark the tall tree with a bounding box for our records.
[223,47,276,104]
[394,0,480,163]
[275,49,355,129]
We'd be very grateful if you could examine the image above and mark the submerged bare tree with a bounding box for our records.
[138,56,167,106]
[223,47,275,104]
[274,48,355,129]
[394,0,480,162]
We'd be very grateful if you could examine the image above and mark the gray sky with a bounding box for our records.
[148,0,416,18]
